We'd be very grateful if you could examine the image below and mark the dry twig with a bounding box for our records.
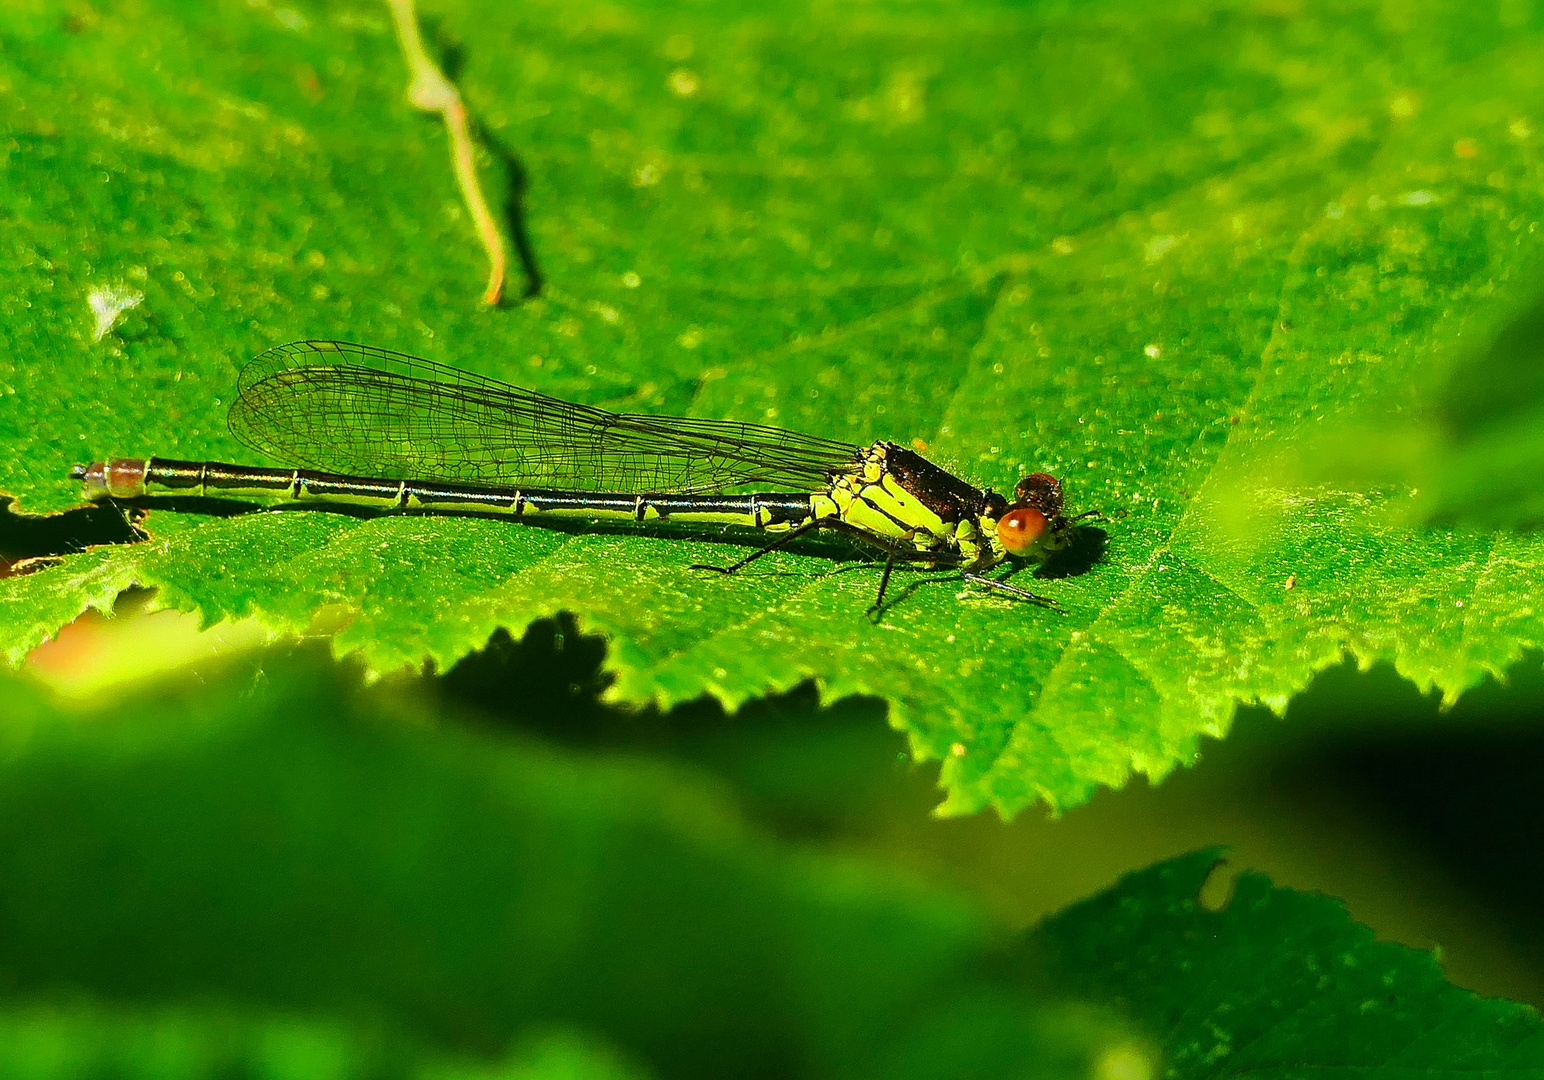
[386,0,507,306]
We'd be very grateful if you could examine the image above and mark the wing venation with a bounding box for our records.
[227,340,863,494]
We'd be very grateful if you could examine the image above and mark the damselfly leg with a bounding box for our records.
[688,516,829,576]
[691,516,1053,612]
[961,572,1058,607]
[692,516,946,610]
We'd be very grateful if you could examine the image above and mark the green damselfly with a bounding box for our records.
[74,341,1088,609]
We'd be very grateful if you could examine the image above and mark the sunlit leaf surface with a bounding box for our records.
[4,0,1544,813]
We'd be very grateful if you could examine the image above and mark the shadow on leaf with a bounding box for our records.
[437,615,907,839]
[0,497,146,574]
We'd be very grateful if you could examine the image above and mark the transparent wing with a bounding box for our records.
[227,340,863,494]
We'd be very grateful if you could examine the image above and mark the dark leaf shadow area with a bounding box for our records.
[1037,525,1108,580]
[0,497,145,575]
[434,615,1544,1009]
[1277,657,1544,1000]
[437,615,906,841]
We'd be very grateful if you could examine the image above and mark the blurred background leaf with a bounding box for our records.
[0,652,1127,1080]
[4,653,1544,1077]
[1029,849,1544,1078]
[0,1007,652,1080]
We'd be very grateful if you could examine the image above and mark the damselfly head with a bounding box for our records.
[996,472,1071,559]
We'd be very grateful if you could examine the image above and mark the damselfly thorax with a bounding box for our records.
[73,341,1090,611]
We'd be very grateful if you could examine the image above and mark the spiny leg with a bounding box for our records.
[689,516,826,575]
[868,551,900,615]
[867,540,965,615]
[692,515,929,576]
[693,517,956,610]
[961,571,1059,608]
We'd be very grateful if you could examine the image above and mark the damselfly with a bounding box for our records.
[73,341,1090,610]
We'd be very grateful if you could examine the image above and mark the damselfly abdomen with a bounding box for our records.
[73,341,1088,610]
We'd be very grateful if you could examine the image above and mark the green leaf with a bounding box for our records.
[0,1006,652,1080]
[0,653,1122,1080]
[1029,849,1544,1077]
[5,0,1544,815]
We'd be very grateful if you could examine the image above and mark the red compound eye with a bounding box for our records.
[997,507,1048,556]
